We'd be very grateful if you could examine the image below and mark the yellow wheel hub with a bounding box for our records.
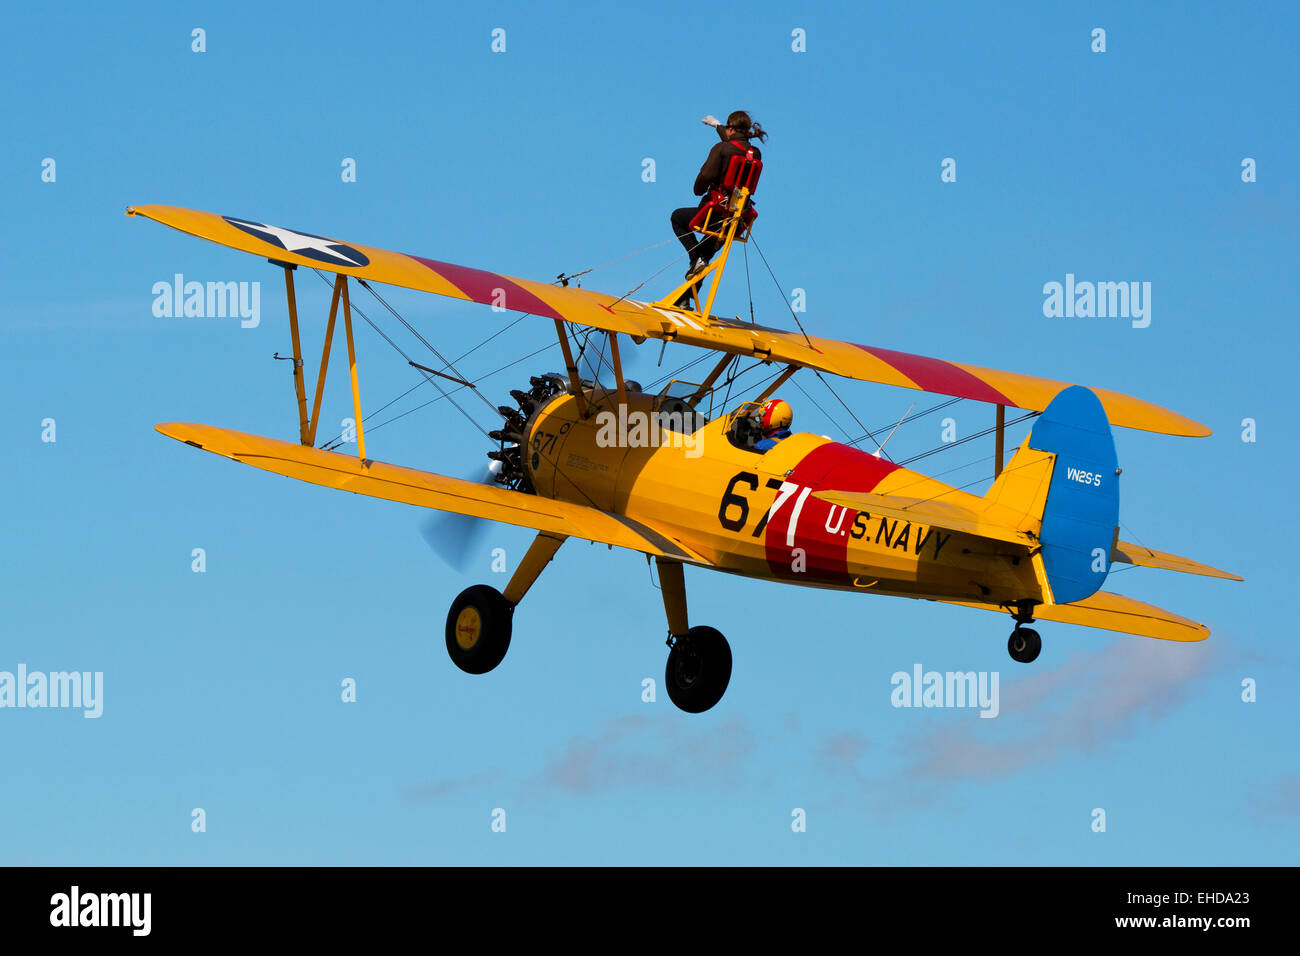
[455,607,483,650]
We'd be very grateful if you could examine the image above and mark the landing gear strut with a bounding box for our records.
[1006,598,1041,664]
[657,558,732,712]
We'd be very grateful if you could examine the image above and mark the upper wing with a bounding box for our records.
[944,590,1210,642]
[128,203,1209,437]
[155,422,707,564]
[127,204,654,337]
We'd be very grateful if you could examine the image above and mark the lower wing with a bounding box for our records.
[156,422,707,563]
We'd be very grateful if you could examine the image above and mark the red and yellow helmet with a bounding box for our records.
[759,398,793,435]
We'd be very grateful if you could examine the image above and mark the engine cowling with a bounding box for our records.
[521,389,658,510]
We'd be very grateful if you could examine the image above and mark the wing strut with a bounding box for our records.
[994,404,1006,477]
[277,266,366,462]
[688,353,734,407]
[754,365,798,404]
[553,319,589,418]
[281,264,311,445]
[607,331,628,406]
[340,276,366,461]
[307,275,342,447]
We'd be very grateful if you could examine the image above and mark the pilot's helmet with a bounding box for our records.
[759,398,793,436]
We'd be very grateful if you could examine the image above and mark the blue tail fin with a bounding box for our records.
[1028,386,1120,604]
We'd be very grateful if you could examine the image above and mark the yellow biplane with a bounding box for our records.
[128,182,1239,713]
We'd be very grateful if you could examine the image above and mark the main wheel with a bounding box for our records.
[1008,626,1041,664]
[665,626,732,713]
[446,585,513,675]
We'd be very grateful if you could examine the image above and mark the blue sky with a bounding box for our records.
[2,0,1297,864]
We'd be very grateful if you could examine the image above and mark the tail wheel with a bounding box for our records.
[1008,626,1042,664]
[665,626,732,713]
[446,585,513,675]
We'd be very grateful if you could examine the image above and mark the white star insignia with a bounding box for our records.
[225,217,367,267]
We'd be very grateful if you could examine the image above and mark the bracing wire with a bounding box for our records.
[308,269,493,445]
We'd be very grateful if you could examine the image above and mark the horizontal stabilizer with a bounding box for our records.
[813,490,1033,547]
[1112,541,1242,581]
[945,590,1210,642]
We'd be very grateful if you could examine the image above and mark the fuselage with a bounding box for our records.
[521,388,1040,606]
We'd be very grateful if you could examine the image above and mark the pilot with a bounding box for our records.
[754,399,792,452]
[670,111,767,281]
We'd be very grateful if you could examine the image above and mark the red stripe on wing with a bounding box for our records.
[854,344,1014,406]
[409,255,564,320]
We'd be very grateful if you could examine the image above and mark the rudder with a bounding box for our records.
[1027,386,1120,604]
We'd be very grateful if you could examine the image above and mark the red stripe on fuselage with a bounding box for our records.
[409,255,564,320]
[854,345,1014,407]
[763,442,899,583]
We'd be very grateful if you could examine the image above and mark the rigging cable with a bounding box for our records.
[748,236,891,458]
[356,277,500,418]
[339,339,561,442]
[897,410,1039,467]
[557,234,683,286]
[850,396,964,447]
[308,269,492,445]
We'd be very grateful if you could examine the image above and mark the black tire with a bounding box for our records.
[445,585,513,675]
[1008,626,1041,664]
[665,626,732,713]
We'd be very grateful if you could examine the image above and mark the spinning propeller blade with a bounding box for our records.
[419,462,501,571]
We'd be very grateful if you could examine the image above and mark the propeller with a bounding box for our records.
[419,371,558,571]
[419,461,501,572]
[419,360,636,573]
